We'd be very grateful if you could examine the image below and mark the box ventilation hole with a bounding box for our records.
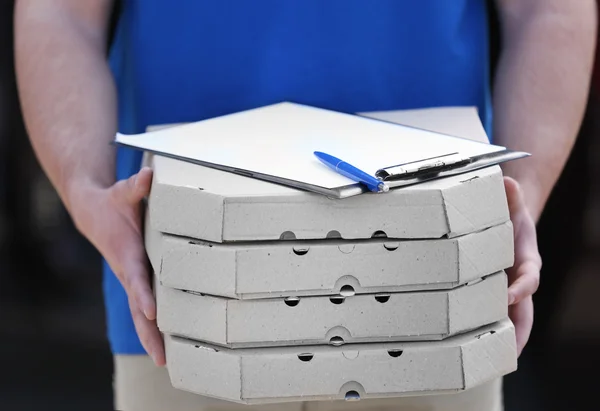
[465,277,484,287]
[337,244,355,254]
[475,330,496,339]
[280,231,297,240]
[340,285,355,297]
[371,230,388,238]
[326,230,342,239]
[193,345,218,352]
[329,336,345,346]
[297,353,314,362]
[184,290,206,297]
[345,391,361,401]
[375,294,390,303]
[284,297,300,307]
[383,242,399,251]
[292,247,309,256]
[387,350,403,358]
[329,296,345,305]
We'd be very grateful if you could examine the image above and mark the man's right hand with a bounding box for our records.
[70,167,165,366]
[15,0,164,364]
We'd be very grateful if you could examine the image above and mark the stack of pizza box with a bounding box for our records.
[142,106,518,405]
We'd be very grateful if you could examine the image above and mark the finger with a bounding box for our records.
[130,296,166,366]
[122,245,157,321]
[135,167,153,197]
[107,221,157,321]
[507,260,540,305]
[503,176,523,218]
[509,296,534,357]
[126,167,153,204]
[112,167,154,206]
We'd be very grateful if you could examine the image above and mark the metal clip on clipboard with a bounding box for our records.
[376,152,471,180]
[374,149,530,189]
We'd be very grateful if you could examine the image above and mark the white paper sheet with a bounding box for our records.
[115,102,505,192]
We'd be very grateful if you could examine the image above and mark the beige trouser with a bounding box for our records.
[114,355,503,411]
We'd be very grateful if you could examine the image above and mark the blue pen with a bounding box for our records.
[314,151,389,193]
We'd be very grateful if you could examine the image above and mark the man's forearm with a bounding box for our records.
[493,0,597,221]
[15,0,116,216]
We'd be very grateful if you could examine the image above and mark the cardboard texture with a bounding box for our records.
[145,217,514,299]
[155,271,507,348]
[147,154,508,243]
[164,318,517,404]
[144,108,509,243]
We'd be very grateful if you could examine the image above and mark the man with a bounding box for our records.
[14,1,596,410]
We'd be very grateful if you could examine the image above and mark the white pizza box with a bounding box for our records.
[164,318,517,404]
[144,213,513,299]
[155,271,507,348]
[144,108,509,243]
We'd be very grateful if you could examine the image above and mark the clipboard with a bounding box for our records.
[114,102,529,199]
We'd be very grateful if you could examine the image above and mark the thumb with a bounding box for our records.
[113,167,153,206]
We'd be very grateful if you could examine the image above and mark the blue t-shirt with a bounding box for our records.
[106,0,492,354]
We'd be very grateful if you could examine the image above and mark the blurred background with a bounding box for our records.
[1,1,599,410]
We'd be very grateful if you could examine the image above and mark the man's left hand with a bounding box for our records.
[504,176,542,356]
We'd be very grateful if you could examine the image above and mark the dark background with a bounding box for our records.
[1,2,599,410]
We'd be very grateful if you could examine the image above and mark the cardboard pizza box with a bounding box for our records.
[164,318,517,404]
[155,271,507,348]
[146,154,508,243]
[144,215,513,299]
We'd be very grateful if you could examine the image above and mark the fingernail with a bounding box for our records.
[143,308,151,319]
[508,293,515,305]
